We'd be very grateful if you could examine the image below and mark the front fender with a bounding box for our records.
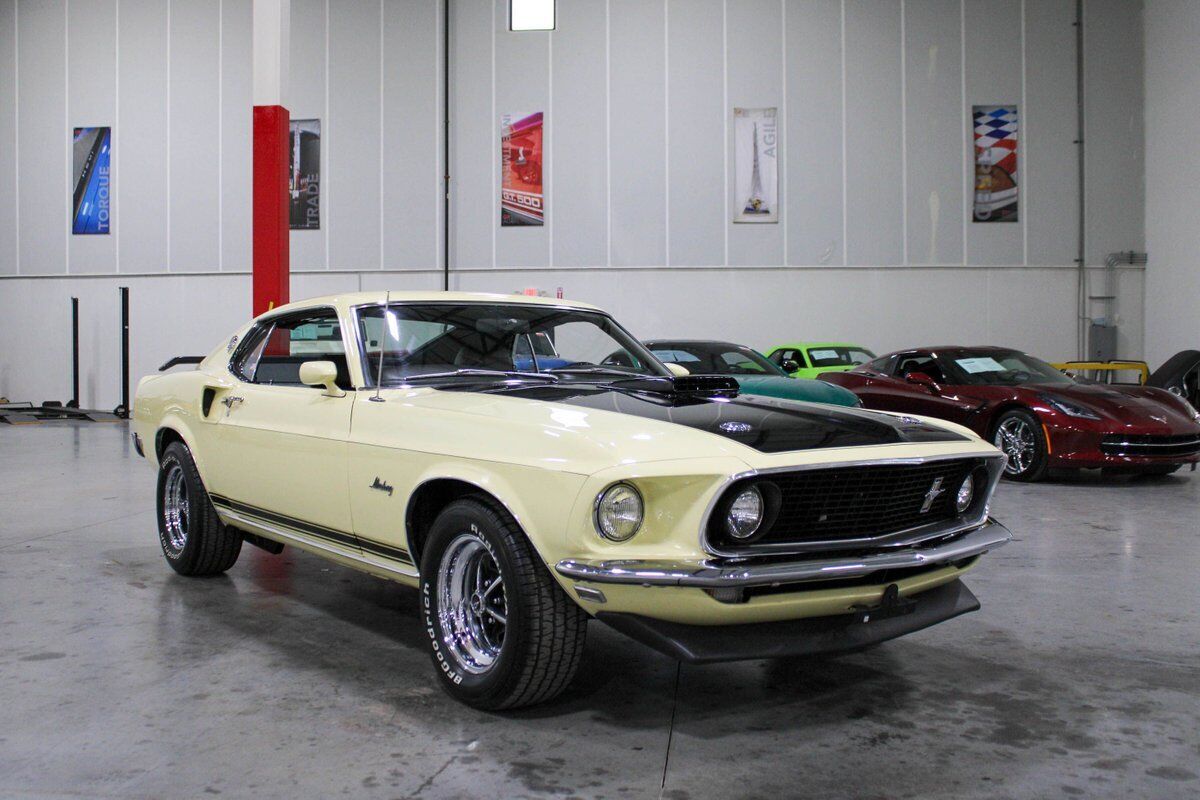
[405,460,590,568]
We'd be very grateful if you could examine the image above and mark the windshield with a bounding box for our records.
[357,303,670,386]
[649,342,785,376]
[806,346,875,368]
[947,350,1073,386]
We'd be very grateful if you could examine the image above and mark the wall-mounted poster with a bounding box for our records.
[972,105,1018,222]
[72,127,111,235]
[501,111,544,226]
[733,108,778,223]
[289,119,321,230]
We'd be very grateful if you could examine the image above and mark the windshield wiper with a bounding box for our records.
[398,369,560,384]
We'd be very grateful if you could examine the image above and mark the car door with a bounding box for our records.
[210,308,360,556]
[344,304,451,574]
[849,354,904,409]
[866,352,977,424]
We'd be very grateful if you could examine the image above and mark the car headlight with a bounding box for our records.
[594,483,643,542]
[1039,393,1100,420]
[956,473,975,513]
[726,485,765,539]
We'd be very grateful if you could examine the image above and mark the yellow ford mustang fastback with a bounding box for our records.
[132,292,1011,709]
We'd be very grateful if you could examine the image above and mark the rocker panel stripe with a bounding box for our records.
[210,494,413,565]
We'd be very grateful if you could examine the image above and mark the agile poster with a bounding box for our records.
[500,111,544,226]
[72,127,111,234]
[972,105,1018,222]
[289,119,321,230]
[733,108,778,223]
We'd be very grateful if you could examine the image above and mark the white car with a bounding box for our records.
[133,292,1011,709]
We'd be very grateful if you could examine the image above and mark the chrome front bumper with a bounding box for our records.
[555,519,1011,588]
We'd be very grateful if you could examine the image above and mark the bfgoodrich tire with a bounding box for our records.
[156,441,242,576]
[992,408,1049,482]
[420,497,587,710]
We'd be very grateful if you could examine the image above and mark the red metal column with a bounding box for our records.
[252,104,290,317]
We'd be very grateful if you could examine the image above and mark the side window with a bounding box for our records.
[233,310,350,388]
[894,354,945,383]
[513,331,558,361]
[845,348,875,365]
[230,324,271,382]
[720,351,768,374]
[287,317,346,357]
[769,349,799,366]
[864,354,897,374]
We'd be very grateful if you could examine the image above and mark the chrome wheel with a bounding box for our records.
[162,463,190,551]
[436,533,508,675]
[994,417,1036,475]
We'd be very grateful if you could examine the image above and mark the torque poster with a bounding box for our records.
[72,127,111,235]
[733,108,778,223]
[289,119,321,230]
[972,105,1018,222]
[501,111,544,226]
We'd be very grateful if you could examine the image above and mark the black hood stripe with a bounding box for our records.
[461,383,967,453]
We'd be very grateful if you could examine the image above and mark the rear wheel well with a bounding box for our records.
[406,479,508,567]
[156,427,185,459]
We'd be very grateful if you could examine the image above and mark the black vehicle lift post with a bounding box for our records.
[117,286,130,418]
[70,297,80,408]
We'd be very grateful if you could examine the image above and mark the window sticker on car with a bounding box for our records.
[809,349,839,361]
[956,357,1006,373]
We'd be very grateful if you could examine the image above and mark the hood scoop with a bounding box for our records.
[610,374,741,400]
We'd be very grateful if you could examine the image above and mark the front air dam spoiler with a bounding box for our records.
[596,579,980,664]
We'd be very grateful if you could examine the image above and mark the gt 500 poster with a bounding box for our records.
[72,127,111,235]
[972,105,1018,222]
[501,111,544,226]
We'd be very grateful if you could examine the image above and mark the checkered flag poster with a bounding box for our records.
[972,105,1018,223]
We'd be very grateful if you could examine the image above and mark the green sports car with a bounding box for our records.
[764,342,876,380]
[644,340,861,407]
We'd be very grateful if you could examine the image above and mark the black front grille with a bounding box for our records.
[1100,434,1200,457]
[708,458,985,552]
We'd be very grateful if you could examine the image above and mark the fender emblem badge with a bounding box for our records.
[920,477,945,513]
[370,477,394,497]
[719,421,753,434]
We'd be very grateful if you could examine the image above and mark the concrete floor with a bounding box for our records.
[1,422,1198,800]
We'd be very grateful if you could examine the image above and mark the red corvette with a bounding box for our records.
[821,346,1200,481]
